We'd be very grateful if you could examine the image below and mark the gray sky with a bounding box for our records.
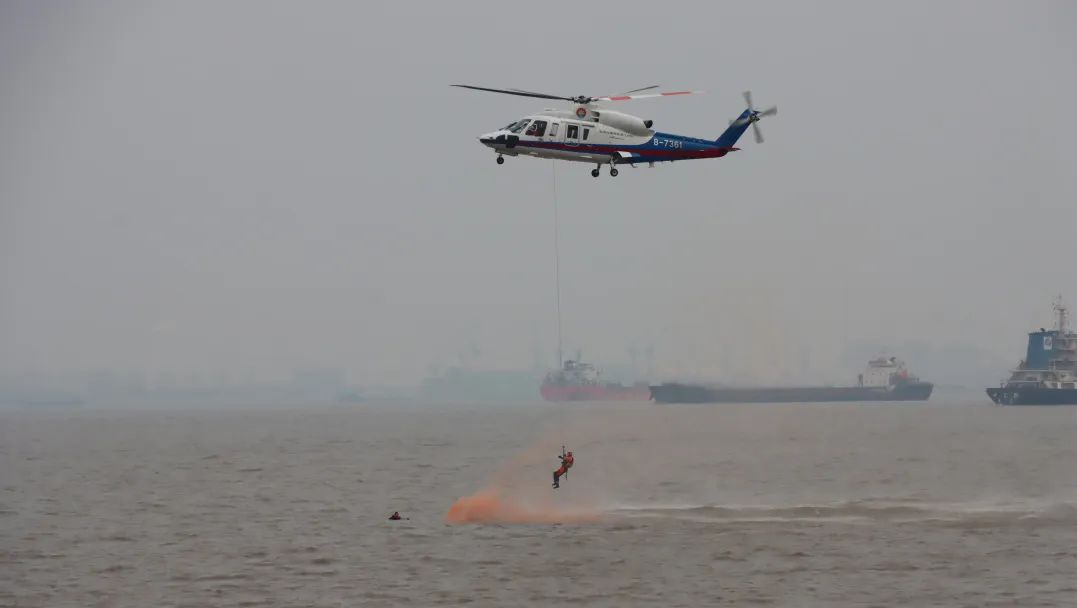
[2,0,1075,386]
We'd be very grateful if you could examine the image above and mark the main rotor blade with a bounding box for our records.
[595,90,704,102]
[743,90,755,111]
[508,87,570,97]
[451,85,575,102]
[620,85,660,95]
[752,121,764,144]
[757,106,777,118]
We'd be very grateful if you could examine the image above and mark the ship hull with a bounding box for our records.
[650,382,934,404]
[540,383,650,402]
[986,387,1077,405]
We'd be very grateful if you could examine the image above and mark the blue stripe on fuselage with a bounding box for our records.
[641,132,723,161]
[510,132,731,163]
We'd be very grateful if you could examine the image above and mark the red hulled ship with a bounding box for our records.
[540,358,650,402]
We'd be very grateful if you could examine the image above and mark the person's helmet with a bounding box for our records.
[567,451,573,456]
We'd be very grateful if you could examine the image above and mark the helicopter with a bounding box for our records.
[453,85,776,177]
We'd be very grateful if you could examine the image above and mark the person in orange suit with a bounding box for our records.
[552,451,574,489]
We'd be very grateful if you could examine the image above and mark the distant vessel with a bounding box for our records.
[14,398,85,408]
[987,298,1077,406]
[540,358,650,402]
[335,390,366,404]
[650,356,933,403]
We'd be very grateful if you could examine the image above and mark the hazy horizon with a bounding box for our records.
[3,1,1075,389]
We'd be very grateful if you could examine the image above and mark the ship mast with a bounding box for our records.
[1054,295,1069,334]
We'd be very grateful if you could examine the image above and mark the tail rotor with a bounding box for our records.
[733,90,777,143]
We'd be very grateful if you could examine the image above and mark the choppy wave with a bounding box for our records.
[611,498,1077,525]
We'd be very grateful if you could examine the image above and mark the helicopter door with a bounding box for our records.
[564,123,580,147]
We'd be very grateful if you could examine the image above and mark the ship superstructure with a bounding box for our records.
[987,297,1077,405]
[540,357,650,402]
[860,355,921,388]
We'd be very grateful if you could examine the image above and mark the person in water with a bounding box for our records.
[552,451,574,488]
[389,511,402,520]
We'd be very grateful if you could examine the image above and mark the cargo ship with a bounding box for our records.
[987,298,1077,405]
[540,358,650,402]
[650,355,933,403]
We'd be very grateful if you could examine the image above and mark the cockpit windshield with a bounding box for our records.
[508,119,530,134]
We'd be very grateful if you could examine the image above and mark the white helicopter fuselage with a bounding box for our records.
[456,85,774,175]
[478,106,736,170]
[479,108,648,164]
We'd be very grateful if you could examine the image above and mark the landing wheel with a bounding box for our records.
[591,168,600,178]
[610,167,619,177]
[496,155,504,165]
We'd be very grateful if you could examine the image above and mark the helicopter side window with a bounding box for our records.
[582,127,590,140]
[566,124,579,139]
[549,122,559,137]
[509,120,530,134]
[525,120,547,137]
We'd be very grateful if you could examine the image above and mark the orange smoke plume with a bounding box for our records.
[445,429,603,524]
[445,489,598,524]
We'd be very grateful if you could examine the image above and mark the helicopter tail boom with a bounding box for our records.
[715,109,753,148]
